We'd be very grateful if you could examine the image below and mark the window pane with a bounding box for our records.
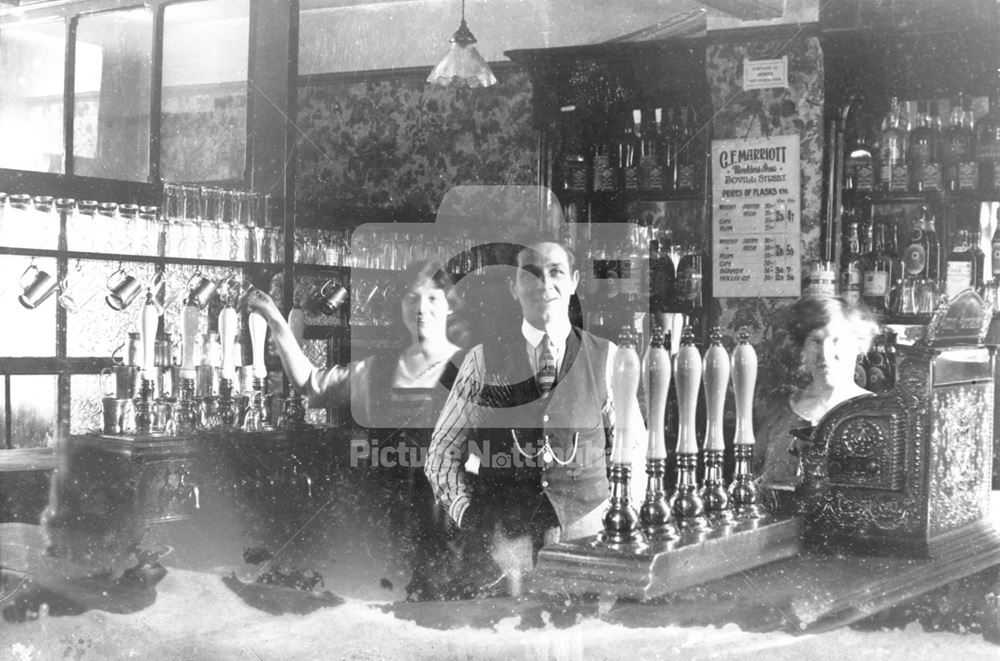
[70,373,102,436]
[0,19,66,173]
[2,255,57,356]
[9,375,56,449]
[74,8,153,181]
[161,0,248,183]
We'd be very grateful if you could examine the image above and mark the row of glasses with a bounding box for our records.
[294,225,487,273]
[162,184,281,262]
[0,193,62,250]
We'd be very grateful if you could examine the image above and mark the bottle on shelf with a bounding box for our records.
[941,93,974,192]
[899,205,940,314]
[976,90,1000,193]
[674,106,698,192]
[878,96,909,193]
[866,331,891,394]
[675,244,704,310]
[944,228,981,300]
[862,216,895,316]
[622,110,642,192]
[840,217,864,307]
[908,100,941,193]
[844,100,877,193]
[647,229,675,315]
[884,215,905,313]
[592,129,616,193]
[957,94,980,191]
[559,109,590,193]
[639,109,665,192]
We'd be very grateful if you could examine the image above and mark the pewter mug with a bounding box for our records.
[19,264,58,309]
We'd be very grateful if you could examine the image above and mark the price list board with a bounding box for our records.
[711,135,801,298]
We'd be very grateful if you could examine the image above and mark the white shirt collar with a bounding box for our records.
[521,318,571,350]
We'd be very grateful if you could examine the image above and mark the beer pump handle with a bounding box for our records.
[219,306,237,379]
[288,307,305,346]
[181,303,200,376]
[644,328,671,460]
[610,327,641,465]
[732,328,758,447]
[702,327,730,453]
[140,292,159,377]
[674,326,702,456]
[248,310,268,379]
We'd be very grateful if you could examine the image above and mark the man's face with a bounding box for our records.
[510,242,579,329]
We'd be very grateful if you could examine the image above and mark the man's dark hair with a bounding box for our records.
[511,231,577,272]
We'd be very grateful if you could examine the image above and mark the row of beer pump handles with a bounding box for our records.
[133,281,307,434]
[603,324,759,544]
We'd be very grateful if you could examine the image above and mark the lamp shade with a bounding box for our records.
[427,18,497,88]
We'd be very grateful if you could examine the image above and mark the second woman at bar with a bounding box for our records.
[247,261,466,601]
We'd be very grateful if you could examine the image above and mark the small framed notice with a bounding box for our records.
[712,135,800,298]
[743,56,788,90]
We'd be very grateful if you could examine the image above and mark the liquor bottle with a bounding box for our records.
[665,107,680,190]
[878,96,909,193]
[941,93,974,191]
[639,109,665,192]
[945,229,980,300]
[884,329,898,388]
[675,244,704,309]
[844,101,877,192]
[885,216,905,313]
[840,219,864,307]
[976,90,1000,192]
[908,100,939,192]
[862,218,893,316]
[622,110,642,192]
[957,94,979,191]
[592,125,616,193]
[854,351,870,389]
[560,110,589,193]
[903,205,941,283]
[648,231,675,314]
[866,332,891,393]
[675,106,697,192]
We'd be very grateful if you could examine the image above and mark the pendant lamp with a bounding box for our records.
[426,0,497,88]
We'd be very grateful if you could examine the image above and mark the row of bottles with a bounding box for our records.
[844,91,1000,194]
[840,204,987,315]
[558,106,701,195]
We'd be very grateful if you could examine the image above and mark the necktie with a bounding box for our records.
[537,334,556,396]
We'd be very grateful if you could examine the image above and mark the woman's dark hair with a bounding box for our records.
[393,260,468,346]
[786,296,874,351]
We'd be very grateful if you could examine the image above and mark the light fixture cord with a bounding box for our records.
[461,0,466,22]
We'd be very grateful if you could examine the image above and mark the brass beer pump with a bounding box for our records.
[639,326,675,540]
[599,327,644,545]
[134,290,159,433]
[671,326,708,531]
[700,327,731,523]
[728,328,761,518]
[216,305,238,427]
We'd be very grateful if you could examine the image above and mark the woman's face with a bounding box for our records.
[401,280,450,343]
[800,315,860,389]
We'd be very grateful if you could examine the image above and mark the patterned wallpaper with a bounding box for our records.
[706,36,825,404]
[160,89,247,183]
[295,70,538,215]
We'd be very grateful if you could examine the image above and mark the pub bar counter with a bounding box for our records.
[3,0,1000,659]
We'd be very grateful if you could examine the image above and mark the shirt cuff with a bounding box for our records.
[449,496,471,527]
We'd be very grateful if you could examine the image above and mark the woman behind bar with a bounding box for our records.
[246,261,466,601]
[754,296,875,497]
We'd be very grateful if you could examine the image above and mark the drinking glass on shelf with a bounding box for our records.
[138,206,160,256]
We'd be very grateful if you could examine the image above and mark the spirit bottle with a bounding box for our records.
[593,131,616,193]
[944,229,979,300]
[639,109,665,192]
[908,100,939,192]
[844,101,876,192]
[674,106,697,192]
[941,93,973,191]
[622,111,642,192]
[878,96,909,193]
[559,110,589,193]
[675,244,704,310]
[840,218,863,307]
[957,94,979,191]
[976,90,1000,192]
[862,218,893,316]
